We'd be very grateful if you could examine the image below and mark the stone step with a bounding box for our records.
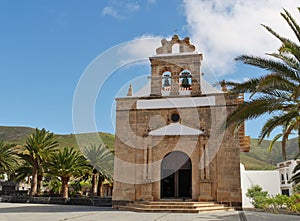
[118,205,234,213]
[128,203,219,209]
[136,201,216,205]
[117,201,234,213]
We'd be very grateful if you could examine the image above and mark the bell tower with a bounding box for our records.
[149,35,203,97]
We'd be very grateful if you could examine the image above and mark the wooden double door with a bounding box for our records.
[161,151,192,198]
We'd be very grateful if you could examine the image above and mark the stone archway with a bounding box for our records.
[160,151,192,199]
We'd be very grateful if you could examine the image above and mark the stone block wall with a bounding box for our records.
[113,93,242,206]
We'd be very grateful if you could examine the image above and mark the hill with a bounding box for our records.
[0,126,115,152]
[0,126,299,170]
[241,138,300,168]
[240,154,275,170]
[0,126,34,143]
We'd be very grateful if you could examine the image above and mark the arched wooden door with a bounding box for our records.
[160,151,192,198]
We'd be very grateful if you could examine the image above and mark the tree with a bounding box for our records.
[291,154,300,184]
[0,141,18,176]
[18,128,58,196]
[223,8,300,160]
[81,144,114,196]
[47,147,90,198]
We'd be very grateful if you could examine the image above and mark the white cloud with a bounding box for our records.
[147,0,157,4]
[102,6,124,19]
[116,34,164,65]
[102,1,141,19]
[126,2,140,12]
[182,0,299,76]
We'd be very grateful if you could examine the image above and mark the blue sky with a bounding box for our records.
[0,0,298,139]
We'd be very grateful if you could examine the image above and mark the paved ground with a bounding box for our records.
[0,203,299,221]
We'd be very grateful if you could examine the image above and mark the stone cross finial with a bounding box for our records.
[127,84,133,96]
[221,80,228,92]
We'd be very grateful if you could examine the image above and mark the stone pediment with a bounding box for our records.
[156,35,196,54]
[148,122,203,136]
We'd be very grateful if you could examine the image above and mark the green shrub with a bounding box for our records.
[246,185,269,209]
[246,185,300,214]
[293,184,300,194]
[45,178,62,195]
[289,203,300,213]
[266,194,290,213]
[287,194,300,213]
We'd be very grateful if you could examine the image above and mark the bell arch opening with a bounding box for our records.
[179,70,192,91]
[162,71,172,92]
[160,151,192,199]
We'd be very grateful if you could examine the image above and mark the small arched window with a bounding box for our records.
[179,70,192,91]
[172,43,180,53]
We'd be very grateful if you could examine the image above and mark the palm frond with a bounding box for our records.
[0,141,19,174]
[281,9,300,42]
[255,73,296,97]
[292,158,300,184]
[236,55,298,80]
[81,144,114,179]
[267,133,283,153]
[262,23,300,62]
[268,53,300,80]
[278,40,300,65]
[221,78,261,94]
[226,95,286,128]
[259,111,299,142]
[47,147,90,178]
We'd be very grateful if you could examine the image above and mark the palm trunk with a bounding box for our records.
[91,172,98,196]
[282,136,287,161]
[97,175,105,197]
[298,127,300,153]
[8,173,16,182]
[37,174,43,195]
[29,167,38,196]
[61,176,70,199]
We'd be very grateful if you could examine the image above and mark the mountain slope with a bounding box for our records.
[240,154,275,170]
[0,126,298,170]
[0,126,34,142]
[0,126,115,151]
[241,138,300,166]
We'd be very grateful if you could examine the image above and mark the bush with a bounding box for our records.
[246,185,300,214]
[246,185,268,209]
[266,194,290,213]
[289,202,300,213]
[287,194,300,213]
[293,184,300,194]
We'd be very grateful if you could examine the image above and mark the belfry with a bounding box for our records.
[113,35,248,208]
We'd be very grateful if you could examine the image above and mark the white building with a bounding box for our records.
[276,159,300,196]
[240,164,281,208]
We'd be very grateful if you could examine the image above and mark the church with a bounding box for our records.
[112,35,249,208]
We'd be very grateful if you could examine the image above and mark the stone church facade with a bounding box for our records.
[112,35,249,207]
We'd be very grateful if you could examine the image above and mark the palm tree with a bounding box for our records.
[223,8,300,160]
[291,166,300,184]
[291,153,300,184]
[47,147,90,199]
[81,144,114,196]
[18,128,58,196]
[0,141,18,176]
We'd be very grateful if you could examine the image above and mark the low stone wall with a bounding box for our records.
[0,195,112,207]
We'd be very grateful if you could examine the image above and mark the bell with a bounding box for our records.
[163,78,171,87]
[181,77,190,88]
